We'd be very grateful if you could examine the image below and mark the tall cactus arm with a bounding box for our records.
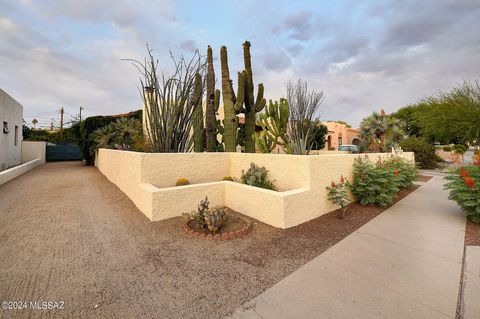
[234,72,245,113]
[192,73,204,152]
[214,89,220,112]
[255,83,266,112]
[220,45,243,152]
[205,45,218,152]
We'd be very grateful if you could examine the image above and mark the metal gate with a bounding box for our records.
[46,142,82,162]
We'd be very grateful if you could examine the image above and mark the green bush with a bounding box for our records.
[241,163,275,190]
[350,157,400,206]
[442,146,452,152]
[326,175,350,218]
[445,165,480,223]
[349,155,416,207]
[399,137,437,169]
[453,144,468,154]
[80,110,142,165]
[379,155,418,189]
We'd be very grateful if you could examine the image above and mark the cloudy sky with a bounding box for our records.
[1,0,479,128]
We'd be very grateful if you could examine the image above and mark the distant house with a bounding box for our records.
[323,121,360,151]
[0,89,23,171]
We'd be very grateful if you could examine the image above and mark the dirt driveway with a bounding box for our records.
[0,162,413,319]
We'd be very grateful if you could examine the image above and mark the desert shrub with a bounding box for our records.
[183,197,227,233]
[445,163,480,223]
[350,156,400,206]
[436,155,445,162]
[453,144,468,154]
[442,146,452,152]
[241,163,275,190]
[175,178,190,186]
[222,176,234,181]
[326,175,350,218]
[379,155,417,189]
[399,136,437,169]
[80,110,142,165]
[89,118,144,154]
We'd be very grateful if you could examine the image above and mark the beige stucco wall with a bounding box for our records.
[21,141,46,164]
[141,152,230,187]
[0,89,23,171]
[96,149,415,229]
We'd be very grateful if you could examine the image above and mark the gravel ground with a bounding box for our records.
[0,162,419,319]
[465,219,480,246]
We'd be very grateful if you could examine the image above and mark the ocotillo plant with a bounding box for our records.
[205,46,221,152]
[254,98,290,153]
[127,45,205,153]
[220,46,245,152]
[193,73,205,152]
[242,41,266,153]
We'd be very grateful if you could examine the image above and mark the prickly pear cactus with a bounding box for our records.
[205,207,227,233]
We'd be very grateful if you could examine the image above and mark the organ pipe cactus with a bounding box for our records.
[205,46,221,152]
[254,98,290,153]
[220,46,245,152]
[192,72,205,152]
[242,41,266,153]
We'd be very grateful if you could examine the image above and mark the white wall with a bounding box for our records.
[21,141,46,164]
[0,89,23,171]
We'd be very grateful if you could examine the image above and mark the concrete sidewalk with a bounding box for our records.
[229,176,466,319]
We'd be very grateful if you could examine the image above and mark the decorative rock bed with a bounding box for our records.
[183,213,252,241]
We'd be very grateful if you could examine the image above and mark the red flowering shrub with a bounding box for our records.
[326,175,350,218]
[445,165,480,223]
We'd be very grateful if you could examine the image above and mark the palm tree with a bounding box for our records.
[89,118,143,154]
[359,110,404,152]
[32,119,38,129]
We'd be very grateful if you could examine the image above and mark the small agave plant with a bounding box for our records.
[183,197,227,234]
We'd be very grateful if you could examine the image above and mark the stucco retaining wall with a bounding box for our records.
[96,149,414,229]
[0,158,42,186]
[21,141,46,164]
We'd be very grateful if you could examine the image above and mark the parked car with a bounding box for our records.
[338,144,359,153]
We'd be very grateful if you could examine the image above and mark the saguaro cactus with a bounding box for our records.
[192,73,204,152]
[242,41,266,153]
[220,46,245,152]
[254,98,290,153]
[205,46,221,152]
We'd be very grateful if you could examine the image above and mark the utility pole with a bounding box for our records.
[79,106,84,123]
[60,107,64,140]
